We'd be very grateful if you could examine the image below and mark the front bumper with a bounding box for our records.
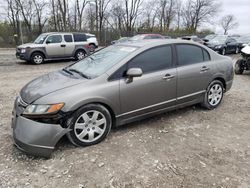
[12,115,70,157]
[16,51,29,61]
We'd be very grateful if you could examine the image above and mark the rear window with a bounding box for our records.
[73,34,87,42]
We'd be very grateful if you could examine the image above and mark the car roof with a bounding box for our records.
[41,32,87,35]
[115,39,205,48]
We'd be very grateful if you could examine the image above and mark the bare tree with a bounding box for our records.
[76,0,87,31]
[32,0,48,34]
[220,14,238,35]
[182,0,220,32]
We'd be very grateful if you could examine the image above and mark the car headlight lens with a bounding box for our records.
[215,45,222,49]
[20,48,26,53]
[23,103,64,115]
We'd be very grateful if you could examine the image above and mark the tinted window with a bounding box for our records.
[109,64,127,81]
[203,49,210,61]
[73,34,87,42]
[128,45,172,74]
[46,35,62,44]
[64,35,73,42]
[176,44,203,66]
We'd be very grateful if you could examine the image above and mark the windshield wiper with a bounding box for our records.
[68,68,90,79]
[62,67,73,75]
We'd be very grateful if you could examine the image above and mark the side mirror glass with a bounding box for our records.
[46,40,51,44]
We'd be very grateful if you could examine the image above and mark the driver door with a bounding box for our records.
[45,34,65,58]
[119,45,177,119]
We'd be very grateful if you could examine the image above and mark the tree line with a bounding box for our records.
[2,0,239,46]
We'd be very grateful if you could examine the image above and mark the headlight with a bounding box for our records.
[215,45,222,49]
[20,48,26,53]
[23,103,64,115]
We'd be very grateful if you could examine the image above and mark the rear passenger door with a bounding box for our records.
[63,34,75,56]
[176,44,212,104]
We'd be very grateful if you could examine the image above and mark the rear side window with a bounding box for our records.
[176,44,204,66]
[203,49,210,61]
[128,45,172,74]
[64,35,73,42]
[73,34,87,42]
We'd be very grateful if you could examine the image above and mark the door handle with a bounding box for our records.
[163,74,175,80]
[200,66,210,72]
[61,44,66,47]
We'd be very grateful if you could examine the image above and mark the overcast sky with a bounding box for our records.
[0,0,249,34]
[211,0,250,34]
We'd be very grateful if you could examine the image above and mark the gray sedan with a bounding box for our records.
[12,40,234,157]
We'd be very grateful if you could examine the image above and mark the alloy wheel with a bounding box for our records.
[33,55,43,64]
[74,110,107,143]
[77,51,85,60]
[208,84,223,106]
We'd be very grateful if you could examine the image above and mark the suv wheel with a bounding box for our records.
[67,104,112,147]
[75,50,86,60]
[202,80,224,110]
[235,59,244,74]
[31,52,44,65]
[89,44,96,52]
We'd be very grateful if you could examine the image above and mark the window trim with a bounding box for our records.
[174,43,211,67]
[108,44,174,81]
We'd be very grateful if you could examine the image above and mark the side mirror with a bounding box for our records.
[46,40,51,44]
[126,68,143,83]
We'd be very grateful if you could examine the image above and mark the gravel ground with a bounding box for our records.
[0,49,250,188]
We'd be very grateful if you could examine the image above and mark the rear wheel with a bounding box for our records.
[31,52,44,65]
[221,48,226,55]
[235,59,244,74]
[75,50,86,61]
[89,44,96,52]
[235,47,239,54]
[67,104,112,147]
[201,80,224,110]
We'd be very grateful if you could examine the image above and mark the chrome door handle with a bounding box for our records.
[200,66,210,72]
[163,74,175,80]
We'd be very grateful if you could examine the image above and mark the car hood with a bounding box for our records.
[206,42,224,47]
[17,43,43,48]
[20,71,87,104]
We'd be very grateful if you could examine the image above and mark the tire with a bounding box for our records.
[201,80,224,110]
[67,104,112,147]
[235,47,239,54]
[221,48,226,55]
[75,50,86,61]
[89,44,96,52]
[235,59,244,75]
[31,52,44,65]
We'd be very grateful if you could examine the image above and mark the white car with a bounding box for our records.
[86,33,99,51]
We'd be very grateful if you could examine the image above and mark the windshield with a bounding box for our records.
[210,36,227,43]
[34,34,48,44]
[67,45,138,78]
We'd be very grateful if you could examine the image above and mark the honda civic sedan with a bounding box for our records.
[12,40,234,157]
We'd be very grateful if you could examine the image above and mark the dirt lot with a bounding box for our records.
[0,49,250,188]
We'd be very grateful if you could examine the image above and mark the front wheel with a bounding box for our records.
[201,80,224,110]
[235,59,244,75]
[67,104,112,147]
[31,52,44,65]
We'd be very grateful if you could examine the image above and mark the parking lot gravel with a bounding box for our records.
[0,49,250,188]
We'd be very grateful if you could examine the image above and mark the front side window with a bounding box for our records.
[176,44,204,66]
[64,35,73,42]
[46,35,62,44]
[128,45,172,74]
